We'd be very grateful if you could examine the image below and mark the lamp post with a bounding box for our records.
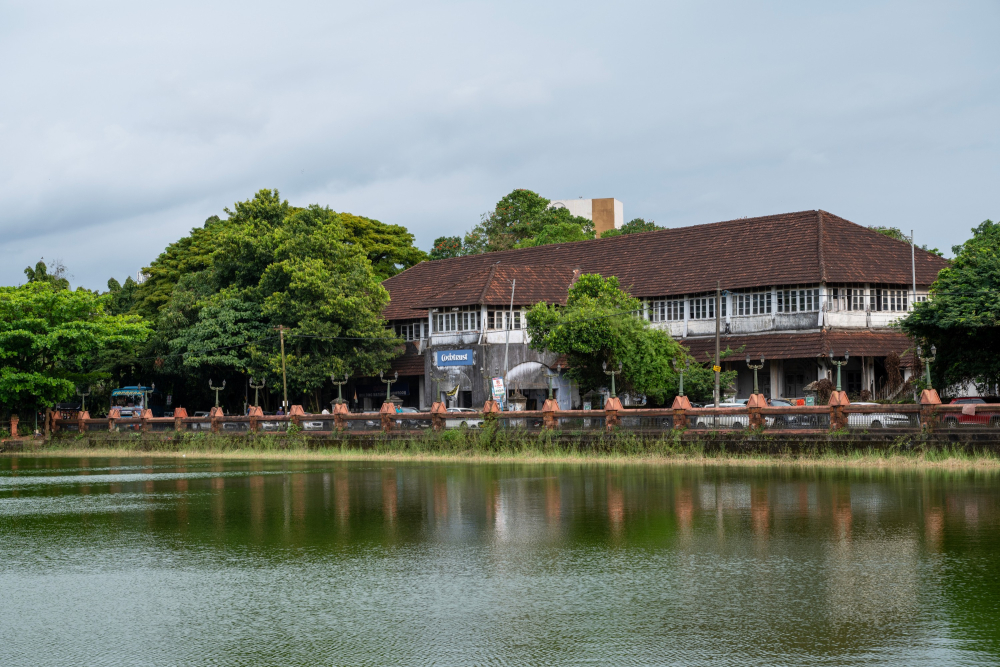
[209,379,226,409]
[380,371,399,404]
[672,357,691,397]
[603,361,622,399]
[249,377,265,407]
[918,344,937,389]
[331,372,349,406]
[546,363,562,400]
[76,386,90,413]
[430,372,446,406]
[746,354,765,395]
[829,350,849,392]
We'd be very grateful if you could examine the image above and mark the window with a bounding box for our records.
[872,286,908,312]
[777,286,820,313]
[434,306,480,333]
[487,307,524,330]
[734,290,772,316]
[829,285,867,311]
[394,320,426,341]
[914,293,928,304]
[648,298,683,322]
[689,293,725,319]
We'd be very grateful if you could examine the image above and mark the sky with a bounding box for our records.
[1,0,998,290]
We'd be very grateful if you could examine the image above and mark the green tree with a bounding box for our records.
[0,282,150,414]
[902,219,999,393]
[339,212,427,280]
[870,225,943,256]
[600,217,664,238]
[429,236,464,260]
[105,277,141,316]
[23,259,70,290]
[463,189,593,253]
[526,274,727,403]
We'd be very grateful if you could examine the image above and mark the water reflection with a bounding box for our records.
[1,456,999,666]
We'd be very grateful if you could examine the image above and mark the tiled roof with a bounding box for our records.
[681,329,916,364]
[413,264,578,309]
[382,210,949,320]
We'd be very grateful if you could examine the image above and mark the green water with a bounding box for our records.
[1,457,998,666]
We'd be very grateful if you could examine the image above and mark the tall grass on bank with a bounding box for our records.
[9,425,1000,469]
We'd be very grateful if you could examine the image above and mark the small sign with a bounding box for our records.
[712,365,721,373]
[166,394,172,406]
[436,349,474,366]
[805,396,815,406]
[491,377,506,406]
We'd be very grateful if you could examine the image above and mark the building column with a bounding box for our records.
[769,359,782,400]
[683,296,689,338]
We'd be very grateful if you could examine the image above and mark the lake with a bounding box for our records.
[1,456,998,666]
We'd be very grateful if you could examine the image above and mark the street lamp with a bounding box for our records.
[330,372,349,407]
[918,344,937,389]
[546,363,561,400]
[380,371,399,404]
[209,379,226,409]
[602,361,622,399]
[76,386,90,413]
[671,357,691,397]
[746,354,765,395]
[250,377,265,408]
[829,350,849,392]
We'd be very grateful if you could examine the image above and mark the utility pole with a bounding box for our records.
[276,325,289,411]
[714,280,721,408]
[503,278,516,385]
[910,229,916,310]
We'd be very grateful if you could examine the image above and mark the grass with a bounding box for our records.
[4,425,1000,470]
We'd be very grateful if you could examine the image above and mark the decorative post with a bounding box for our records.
[603,361,623,430]
[108,407,119,432]
[9,415,19,440]
[379,371,401,432]
[173,407,188,433]
[542,363,561,429]
[331,372,350,431]
[250,377,265,408]
[209,379,226,410]
[918,344,941,429]
[828,350,850,430]
[746,354,767,428]
[430,372,447,431]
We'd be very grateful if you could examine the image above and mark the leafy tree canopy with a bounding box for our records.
[456,189,594,254]
[429,236,464,260]
[869,225,943,257]
[133,190,401,409]
[902,218,999,393]
[599,217,664,238]
[23,259,70,290]
[0,282,150,412]
[525,273,730,403]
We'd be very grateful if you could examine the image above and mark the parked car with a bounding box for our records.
[847,402,915,429]
[395,406,430,429]
[191,411,212,430]
[943,397,999,428]
[694,402,748,429]
[446,407,483,429]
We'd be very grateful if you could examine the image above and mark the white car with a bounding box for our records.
[847,402,915,429]
[694,403,749,429]
[445,407,483,429]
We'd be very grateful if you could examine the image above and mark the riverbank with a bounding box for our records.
[5,434,1000,470]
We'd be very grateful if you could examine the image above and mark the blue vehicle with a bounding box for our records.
[110,386,162,418]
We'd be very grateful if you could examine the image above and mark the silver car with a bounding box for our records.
[445,407,483,429]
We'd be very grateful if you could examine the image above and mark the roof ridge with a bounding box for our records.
[478,262,500,304]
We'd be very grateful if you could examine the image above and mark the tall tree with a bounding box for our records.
[462,189,593,253]
[599,218,664,238]
[0,282,150,414]
[525,273,728,403]
[23,260,70,290]
[902,219,998,393]
[339,212,427,280]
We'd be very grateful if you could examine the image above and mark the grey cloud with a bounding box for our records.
[1,0,997,288]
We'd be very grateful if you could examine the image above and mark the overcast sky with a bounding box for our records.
[1,0,997,289]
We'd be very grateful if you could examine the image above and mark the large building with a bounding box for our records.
[375,210,948,411]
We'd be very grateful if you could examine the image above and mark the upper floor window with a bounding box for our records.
[487,307,524,330]
[734,289,772,316]
[690,293,726,319]
[872,286,908,312]
[829,285,867,312]
[433,305,481,333]
[777,286,820,313]
[648,298,683,322]
[394,319,426,341]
